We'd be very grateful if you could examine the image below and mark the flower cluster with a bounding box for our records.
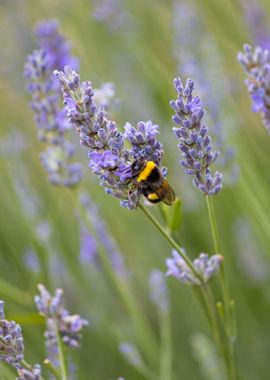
[24,20,82,187]
[238,44,270,134]
[34,284,88,364]
[0,301,42,379]
[35,19,79,71]
[55,66,164,209]
[166,250,223,286]
[170,77,223,195]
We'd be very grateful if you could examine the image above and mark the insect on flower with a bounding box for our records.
[131,160,175,205]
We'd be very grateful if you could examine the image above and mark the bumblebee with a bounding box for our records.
[131,160,175,206]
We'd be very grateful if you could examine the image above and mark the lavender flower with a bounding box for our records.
[238,44,270,134]
[93,82,118,110]
[17,365,42,380]
[24,20,82,187]
[35,19,78,71]
[24,249,40,274]
[0,301,24,366]
[123,120,163,165]
[91,0,131,33]
[149,270,169,311]
[79,192,127,275]
[240,0,270,52]
[166,250,223,286]
[0,129,26,158]
[80,228,98,265]
[34,284,88,365]
[171,77,223,195]
[119,342,143,368]
[172,0,237,185]
[55,66,164,209]
[0,301,42,379]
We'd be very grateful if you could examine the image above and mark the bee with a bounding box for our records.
[131,160,175,206]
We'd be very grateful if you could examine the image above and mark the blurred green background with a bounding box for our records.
[1,0,270,379]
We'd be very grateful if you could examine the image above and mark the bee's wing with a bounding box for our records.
[150,180,175,206]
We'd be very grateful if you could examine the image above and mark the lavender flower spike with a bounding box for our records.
[238,44,270,134]
[170,77,223,195]
[24,20,82,187]
[166,250,223,286]
[0,301,42,379]
[34,284,88,366]
[55,66,164,209]
[0,301,24,367]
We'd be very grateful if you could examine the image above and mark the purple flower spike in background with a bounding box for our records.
[24,20,82,187]
[119,342,143,368]
[238,44,270,134]
[35,19,79,71]
[166,250,223,286]
[170,77,223,195]
[149,270,168,312]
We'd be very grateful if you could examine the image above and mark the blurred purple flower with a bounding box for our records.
[91,0,131,33]
[119,342,142,368]
[0,129,26,158]
[240,0,270,52]
[24,20,82,187]
[36,19,78,71]
[80,229,98,264]
[149,270,169,311]
[238,44,270,134]
[24,249,40,273]
[79,192,127,276]
[171,77,223,195]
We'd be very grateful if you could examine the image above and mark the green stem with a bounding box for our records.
[139,204,204,284]
[44,359,61,380]
[139,203,231,379]
[159,308,172,380]
[137,364,157,380]
[55,328,68,380]
[71,190,159,369]
[205,195,237,380]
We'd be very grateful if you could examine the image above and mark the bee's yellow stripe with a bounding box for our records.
[137,161,156,182]
[148,193,159,201]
